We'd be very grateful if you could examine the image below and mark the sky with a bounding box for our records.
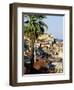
[43,15,64,40]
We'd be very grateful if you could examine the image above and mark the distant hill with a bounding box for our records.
[55,38,63,42]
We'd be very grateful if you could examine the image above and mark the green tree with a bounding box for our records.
[24,15,48,71]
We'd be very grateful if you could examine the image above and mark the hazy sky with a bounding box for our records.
[43,15,64,40]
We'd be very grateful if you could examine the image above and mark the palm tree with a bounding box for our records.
[24,15,48,71]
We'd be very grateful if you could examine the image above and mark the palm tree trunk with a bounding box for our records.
[34,44,36,62]
[30,40,35,72]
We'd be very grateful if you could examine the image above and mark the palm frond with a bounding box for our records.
[39,21,48,29]
[24,20,29,23]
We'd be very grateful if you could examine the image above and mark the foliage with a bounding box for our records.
[24,15,48,42]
